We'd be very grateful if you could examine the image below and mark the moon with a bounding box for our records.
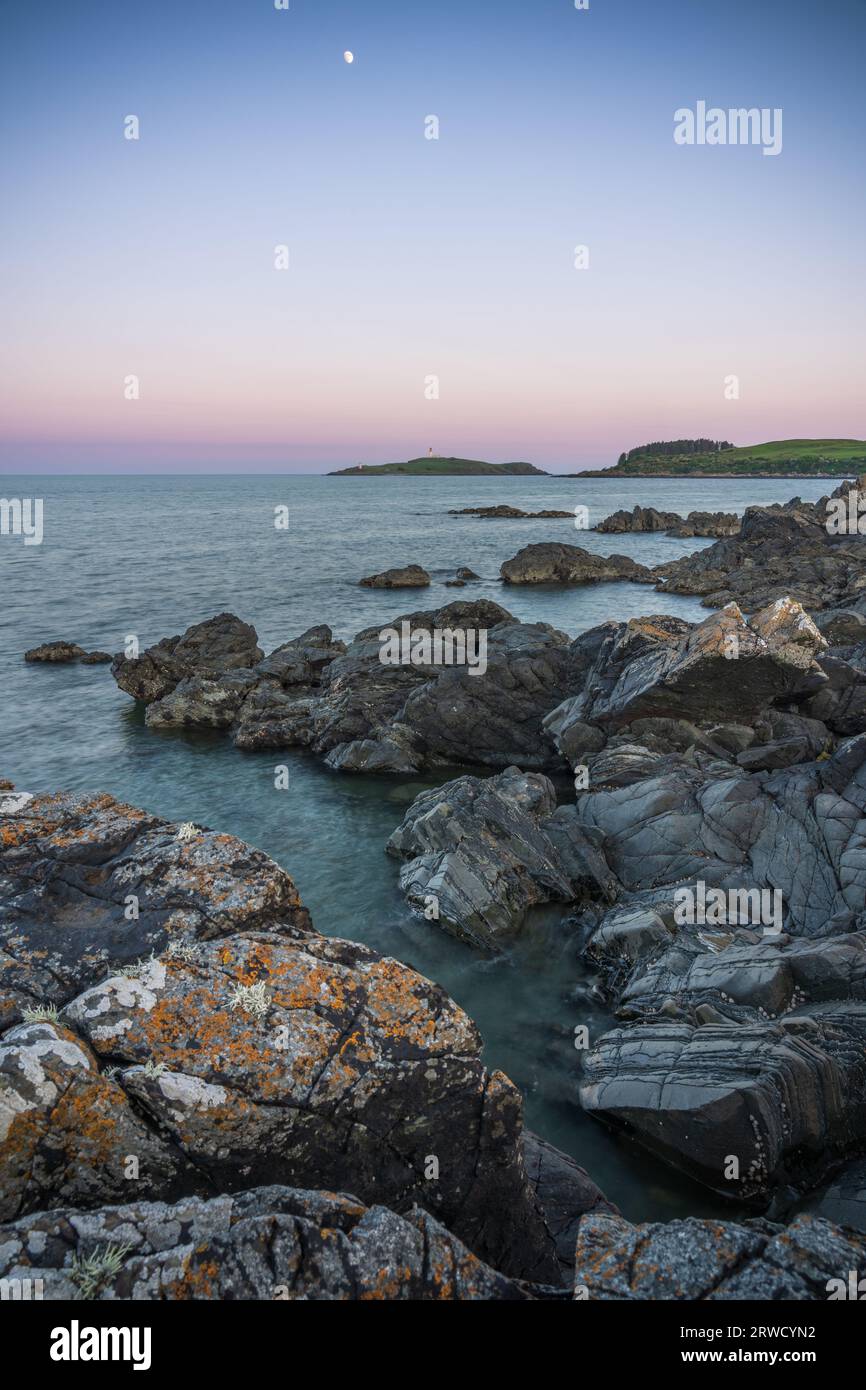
[343,50,354,64]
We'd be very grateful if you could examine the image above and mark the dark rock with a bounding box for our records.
[545,601,827,734]
[449,505,572,518]
[654,477,866,612]
[111,613,263,704]
[80,650,114,664]
[500,543,654,586]
[457,567,480,579]
[595,506,739,538]
[358,564,430,588]
[24,642,85,663]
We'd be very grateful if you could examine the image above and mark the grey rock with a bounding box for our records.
[573,1210,866,1300]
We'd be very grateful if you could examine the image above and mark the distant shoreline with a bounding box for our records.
[567,472,859,480]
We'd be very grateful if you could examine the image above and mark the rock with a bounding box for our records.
[444,580,466,587]
[385,767,617,950]
[0,789,567,1282]
[654,478,866,612]
[580,1005,866,1200]
[358,565,430,588]
[0,790,311,1018]
[596,505,682,534]
[111,613,263,704]
[545,602,827,734]
[24,641,85,663]
[146,671,258,730]
[804,1157,866,1233]
[573,1210,866,1300]
[253,625,346,684]
[522,1132,618,1277]
[449,505,573,519]
[669,510,740,538]
[500,543,654,586]
[80,650,114,664]
[815,608,866,645]
[0,1185,533,1300]
[595,506,739,538]
[0,1021,190,1220]
[456,567,480,579]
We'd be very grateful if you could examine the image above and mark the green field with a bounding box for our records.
[328,456,546,476]
[578,439,866,478]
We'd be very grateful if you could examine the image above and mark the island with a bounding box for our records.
[571,438,866,478]
[328,455,547,476]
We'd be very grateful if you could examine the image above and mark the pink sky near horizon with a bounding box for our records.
[2,0,863,474]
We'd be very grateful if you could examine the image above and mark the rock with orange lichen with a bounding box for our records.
[0,1021,191,1220]
[573,1210,866,1300]
[0,789,579,1283]
[0,1184,534,1300]
[0,789,312,1025]
[60,929,562,1281]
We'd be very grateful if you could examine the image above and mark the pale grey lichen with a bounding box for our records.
[228,980,271,1019]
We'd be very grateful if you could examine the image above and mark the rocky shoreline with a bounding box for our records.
[9,475,866,1299]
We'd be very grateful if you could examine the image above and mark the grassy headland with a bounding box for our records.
[574,439,866,478]
[328,456,547,476]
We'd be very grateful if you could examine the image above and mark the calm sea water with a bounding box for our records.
[0,474,837,1220]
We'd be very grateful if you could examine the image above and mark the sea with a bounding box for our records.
[0,473,837,1220]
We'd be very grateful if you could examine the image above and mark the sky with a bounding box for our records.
[0,0,864,474]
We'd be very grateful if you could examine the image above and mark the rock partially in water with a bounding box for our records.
[654,477,866,612]
[449,504,573,519]
[24,641,86,662]
[387,758,676,947]
[112,612,263,703]
[596,505,739,538]
[358,564,430,588]
[386,766,617,950]
[500,542,655,586]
